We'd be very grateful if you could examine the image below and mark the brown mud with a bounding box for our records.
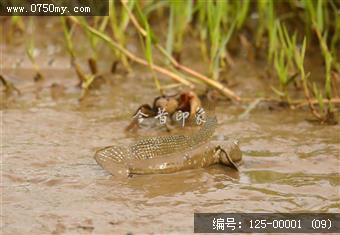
[1,23,340,234]
[2,69,339,234]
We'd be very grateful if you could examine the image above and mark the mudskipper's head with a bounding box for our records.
[219,140,242,170]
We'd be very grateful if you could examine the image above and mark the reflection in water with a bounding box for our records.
[123,166,240,198]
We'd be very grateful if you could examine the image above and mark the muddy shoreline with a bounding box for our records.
[2,65,339,233]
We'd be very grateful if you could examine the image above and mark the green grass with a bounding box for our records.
[166,0,192,57]
[5,0,339,123]
[25,17,43,81]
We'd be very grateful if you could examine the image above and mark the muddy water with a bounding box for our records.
[1,18,340,231]
[2,67,339,234]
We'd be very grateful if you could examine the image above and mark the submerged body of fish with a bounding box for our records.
[94,117,242,176]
